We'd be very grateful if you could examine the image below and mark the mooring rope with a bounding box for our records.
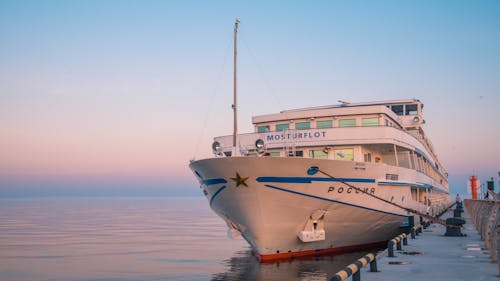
[309,166,459,228]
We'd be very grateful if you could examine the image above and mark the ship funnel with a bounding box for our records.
[307,166,319,175]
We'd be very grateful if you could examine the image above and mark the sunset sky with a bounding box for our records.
[1,0,499,197]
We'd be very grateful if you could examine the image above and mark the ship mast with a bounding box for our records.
[232,18,240,155]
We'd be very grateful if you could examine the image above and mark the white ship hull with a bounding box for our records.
[190,156,449,261]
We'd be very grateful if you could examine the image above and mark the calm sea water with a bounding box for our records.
[0,197,375,281]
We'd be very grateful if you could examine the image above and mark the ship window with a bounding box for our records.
[362,117,379,127]
[247,153,257,157]
[288,150,303,157]
[364,153,372,162]
[309,150,328,159]
[405,104,418,115]
[257,125,270,133]
[391,105,404,116]
[411,187,418,201]
[334,149,354,161]
[316,120,332,129]
[276,123,289,131]
[268,152,280,157]
[386,174,398,180]
[295,122,310,130]
[339,119,356,127]
[224,151,232,157]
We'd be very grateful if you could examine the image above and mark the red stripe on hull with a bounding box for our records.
[258,240,387,262]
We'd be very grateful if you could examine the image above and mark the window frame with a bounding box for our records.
[334,148,354,161]
[316,120,333,129]
[361,117,379,127]
[391,104,404,116]
[276,123,290,131]
[405,104,418,115]
[257,125,270,133]
[339,119,356,128]
[309,150,328,159]
[295,121,311,130]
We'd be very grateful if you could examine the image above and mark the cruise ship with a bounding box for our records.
[189,21,450,261]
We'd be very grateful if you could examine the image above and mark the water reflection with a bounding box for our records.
[0,197,246,281]
[0,197,382,281]
[213,249,380,281]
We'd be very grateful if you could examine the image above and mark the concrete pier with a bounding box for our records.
[361,210,498,281]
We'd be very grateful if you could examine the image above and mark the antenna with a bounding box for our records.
[338,100,351,106]
[232,18,239,155]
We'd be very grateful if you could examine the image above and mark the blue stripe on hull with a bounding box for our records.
[209,185,227,207]
[264,184,407,218]
[256,177,375,184]
[203,178,227,186]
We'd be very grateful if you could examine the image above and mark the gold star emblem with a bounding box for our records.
[230,172,249,187]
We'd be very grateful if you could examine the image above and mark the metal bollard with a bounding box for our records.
[388,240,395,257]
[388,234,406,257]
[444,217,466,236]
[454,208,463,218]
[408,216,415,238]
[370,257,378,272]
[402,233,408,245]
[408,216,415,228]
[353,270,360,281]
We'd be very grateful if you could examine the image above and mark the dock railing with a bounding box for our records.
[329,253,378,281]
[387,233,408,257]
[464,198,500,274]
[330,230,418,281]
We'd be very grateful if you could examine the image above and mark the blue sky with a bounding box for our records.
[1,0,499,197]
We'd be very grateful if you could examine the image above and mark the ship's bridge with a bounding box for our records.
[252,99,424,133]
